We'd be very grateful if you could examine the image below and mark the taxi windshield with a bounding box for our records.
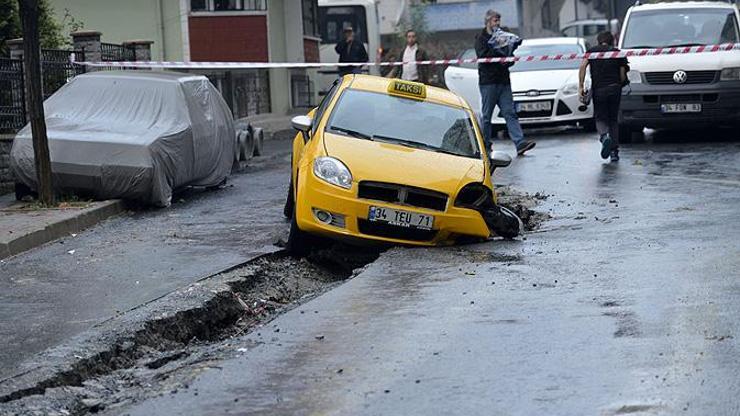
[326,89,480,158]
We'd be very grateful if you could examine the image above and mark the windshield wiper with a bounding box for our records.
[372,134,429,149]
[327,126,371,140]
[372,134,470,157]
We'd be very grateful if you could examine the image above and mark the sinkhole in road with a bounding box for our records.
[0,187,548,413]
[0,246,381,411]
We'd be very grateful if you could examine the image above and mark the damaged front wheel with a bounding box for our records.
[482,205,523,239]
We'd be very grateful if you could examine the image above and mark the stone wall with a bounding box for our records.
[0,135,14,195]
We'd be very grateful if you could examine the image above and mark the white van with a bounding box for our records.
[317,0,381,94]
[617,1,740,142]
[561,18,620,46]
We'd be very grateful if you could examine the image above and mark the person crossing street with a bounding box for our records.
[475,9,536,157]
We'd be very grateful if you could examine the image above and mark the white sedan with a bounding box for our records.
[445,37,593,130]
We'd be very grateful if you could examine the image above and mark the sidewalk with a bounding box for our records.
[0,194,125,260]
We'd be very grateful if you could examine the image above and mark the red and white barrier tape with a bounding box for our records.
[74,43,740,70]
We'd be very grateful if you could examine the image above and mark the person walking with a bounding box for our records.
[578,31,630,162]
[387,30,431,84]
[335,26,369,77]
[475,10,535,157]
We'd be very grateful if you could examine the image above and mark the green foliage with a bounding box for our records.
[0,0,21,56]
[0,0,66,56]
[396,3,428,43]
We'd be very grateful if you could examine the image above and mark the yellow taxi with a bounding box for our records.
[284,75,518,254]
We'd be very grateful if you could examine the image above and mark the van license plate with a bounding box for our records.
[661,103,701,113]
[368,206,434,230]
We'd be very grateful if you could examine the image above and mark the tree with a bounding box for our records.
[1,0,63,56]
[18,0,54,205]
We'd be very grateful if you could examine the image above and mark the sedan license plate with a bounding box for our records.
[517,101,552,112]
[661,103,701,113]
[368,206,434,230]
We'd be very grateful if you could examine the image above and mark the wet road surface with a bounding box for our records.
[0,140,293,378]
[117,128,740,415]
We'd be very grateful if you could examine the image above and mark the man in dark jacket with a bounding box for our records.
[335,26,369,77]
[387,30,431,84]
[476,10,535,156]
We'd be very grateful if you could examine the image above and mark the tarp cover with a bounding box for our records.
[10,71,235,206]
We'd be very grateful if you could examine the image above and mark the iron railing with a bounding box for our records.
[101,42,135,62]
[41,49,86,100]
[290,74,314,108]
[0,58,26,133]
[231,70,271,118]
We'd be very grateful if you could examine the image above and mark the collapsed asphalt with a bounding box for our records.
[2,126,739,415]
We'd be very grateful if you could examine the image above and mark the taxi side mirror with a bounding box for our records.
[490,151,512,170]
[291,115,313,143]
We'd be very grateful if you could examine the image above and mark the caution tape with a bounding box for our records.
[73,43,740,70]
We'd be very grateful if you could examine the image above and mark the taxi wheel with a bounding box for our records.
[283,177,294,219]
[286,206,311,257]
[483,205,522,239]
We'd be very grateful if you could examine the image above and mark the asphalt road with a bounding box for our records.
[0,139,293,379]
[116,128,740,415]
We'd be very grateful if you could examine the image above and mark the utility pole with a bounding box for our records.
[18,0,54,205]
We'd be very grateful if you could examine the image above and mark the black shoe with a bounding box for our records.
[610,149,620,162]
[600,134,614,159]
[516,140,536,156]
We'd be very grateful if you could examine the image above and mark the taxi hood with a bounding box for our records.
[322,132,486,192]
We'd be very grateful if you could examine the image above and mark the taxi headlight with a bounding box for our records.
[560,83,579,96]
[627,70,642,84]
[313,157,352,189]
[720,67,740,81]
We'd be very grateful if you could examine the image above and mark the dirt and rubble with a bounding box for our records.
[0,188,547,416]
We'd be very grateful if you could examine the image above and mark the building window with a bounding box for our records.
[302,0,320,37]
[190,0,266,12]
[191,0,207,11]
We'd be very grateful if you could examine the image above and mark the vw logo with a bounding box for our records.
[673,70,688,84]
[526,90,540,97]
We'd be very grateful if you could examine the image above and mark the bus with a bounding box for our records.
[318,0,381,94]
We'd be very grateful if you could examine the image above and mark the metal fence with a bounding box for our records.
[101,42,135,61]
[291,74,315,108]
[230,70,271,118]
[41,49,86,100]
[0,58,26,133]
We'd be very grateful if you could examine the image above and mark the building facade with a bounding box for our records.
[51,0,321,116]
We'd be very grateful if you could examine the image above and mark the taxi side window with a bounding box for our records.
[312,81,341,134]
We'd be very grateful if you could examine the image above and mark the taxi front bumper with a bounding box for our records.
[295,173,491,246]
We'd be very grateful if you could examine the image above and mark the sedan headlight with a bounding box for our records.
[720,67,740,81]
[313,157,352,189]
[560,83,579,96]
[626,70,642,84]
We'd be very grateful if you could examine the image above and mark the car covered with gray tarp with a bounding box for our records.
[10,71,235,206]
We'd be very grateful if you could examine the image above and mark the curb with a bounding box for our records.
[0,199,126,260]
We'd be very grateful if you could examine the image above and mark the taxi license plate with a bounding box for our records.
[661,103,702,113]
[368,206,434,230]
[517,101,552,112]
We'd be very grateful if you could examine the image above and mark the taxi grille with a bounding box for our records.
[645,71,717,85]
[358,182,448,211]
[357,219,438,242]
